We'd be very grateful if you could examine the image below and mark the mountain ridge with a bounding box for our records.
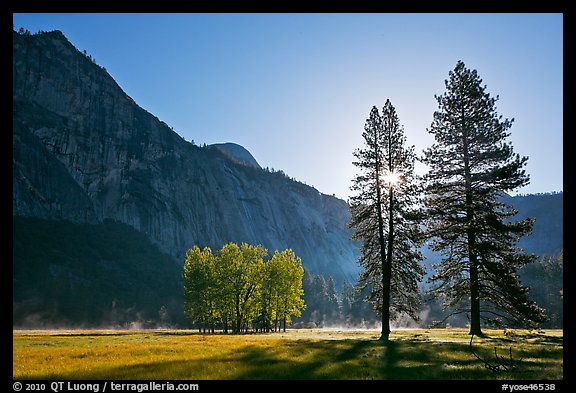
[12,29,360,285]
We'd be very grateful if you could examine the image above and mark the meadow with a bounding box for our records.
[13,328,563,380]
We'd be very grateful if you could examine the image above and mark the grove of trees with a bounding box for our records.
[183,243,305,333]
[349,60,550,337]
[181,61,560,335]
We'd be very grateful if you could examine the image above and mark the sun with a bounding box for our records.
[382,170,402,187]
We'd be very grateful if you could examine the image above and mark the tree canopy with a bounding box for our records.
[349,100,425,341]
[421,60,547,335]
[183,243,305,333]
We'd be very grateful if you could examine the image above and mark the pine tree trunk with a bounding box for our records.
[376,177,390,342]
[461,115,483,337]
[380,269,392,341]
[465,191,482,336]
[469,255,483,336]
[381,187,394,342]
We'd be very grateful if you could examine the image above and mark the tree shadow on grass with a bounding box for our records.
[21,336,562,380]
[51,338,436,380]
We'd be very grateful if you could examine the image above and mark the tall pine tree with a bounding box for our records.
[350,100,425,341]
[421,61,547,335]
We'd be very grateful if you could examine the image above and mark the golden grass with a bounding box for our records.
[13,328,563,380]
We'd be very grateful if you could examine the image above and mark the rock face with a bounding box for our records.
[12,30,360,285]
[211,142,262,169]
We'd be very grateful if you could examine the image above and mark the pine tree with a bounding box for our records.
[340,280,355,325]
[421,61,547,335]
[311,274,327,326]
[325,276,340,323]
[350,100,425,341]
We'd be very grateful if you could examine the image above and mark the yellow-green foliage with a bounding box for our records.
[183,243,305,333]
[13,329,562,380]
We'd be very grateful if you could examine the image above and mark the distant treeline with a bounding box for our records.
[13,216,562,330]
[13,217,186,328]
[292,251,563,330]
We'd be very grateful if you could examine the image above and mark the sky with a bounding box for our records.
[12,13,563,200]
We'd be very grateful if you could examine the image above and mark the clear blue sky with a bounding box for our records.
[13,13,563,199]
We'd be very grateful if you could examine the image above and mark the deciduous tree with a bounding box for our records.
[183,243,305,333]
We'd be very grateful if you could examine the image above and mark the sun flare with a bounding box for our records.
[382,170,402,187]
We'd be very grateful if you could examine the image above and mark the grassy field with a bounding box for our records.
[13,328,563,380]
